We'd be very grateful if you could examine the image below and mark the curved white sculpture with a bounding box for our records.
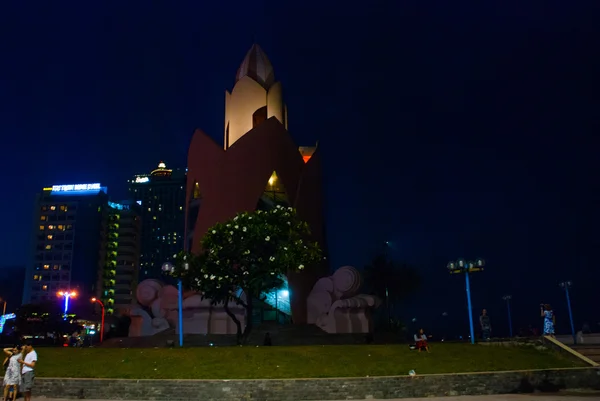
[128,279,245,337]
[307,266,381,334]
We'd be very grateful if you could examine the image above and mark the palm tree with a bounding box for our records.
[363,254,421,327]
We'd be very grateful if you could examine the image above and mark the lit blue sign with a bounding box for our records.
[109,201,130,211]
[51,183,107,196]
[53,183,101,192]
[0,313,16,334]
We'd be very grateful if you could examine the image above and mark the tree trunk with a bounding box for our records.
[241,291,254,345]
[223,299,243,345]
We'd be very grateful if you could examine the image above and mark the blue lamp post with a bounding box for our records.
[559,281,576,345]
[162,262,186,347]
[502,295,513,338]
[447,258,485,345]
[57,290,77,320]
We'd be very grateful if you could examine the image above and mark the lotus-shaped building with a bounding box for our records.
[185,44,326,324]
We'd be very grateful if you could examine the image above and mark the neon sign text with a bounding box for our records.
[135,176,150,183]
[52,183,101,192]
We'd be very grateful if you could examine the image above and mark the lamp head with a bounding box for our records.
[91,297,97,303]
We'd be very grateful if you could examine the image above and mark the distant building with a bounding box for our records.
[128,162,186,280]
[23,183,108,305]
[0,266,25,313]
[99,201,141,315]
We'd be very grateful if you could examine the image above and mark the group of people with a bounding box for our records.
[480,305,558,340]
[414,305,558,349]
[2,342,37,401]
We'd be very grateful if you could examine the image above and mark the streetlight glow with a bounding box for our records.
[57,290,77,318]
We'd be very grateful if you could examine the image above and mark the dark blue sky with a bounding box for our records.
[1,2,598,336]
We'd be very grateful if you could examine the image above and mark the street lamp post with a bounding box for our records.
[383,241,391,327]
[447,258,485,345]
[502,295,513,338]
[91,298,105,343]
[559,281,576,345]
[162,262,186,347]
[57,290,77,320]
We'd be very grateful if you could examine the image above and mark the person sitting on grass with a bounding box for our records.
[414,328,430,353]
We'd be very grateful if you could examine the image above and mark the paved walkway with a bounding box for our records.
[32,393,600,401]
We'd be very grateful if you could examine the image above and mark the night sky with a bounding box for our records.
[1,2,598,337]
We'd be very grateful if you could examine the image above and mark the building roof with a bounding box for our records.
[235,44,275,90]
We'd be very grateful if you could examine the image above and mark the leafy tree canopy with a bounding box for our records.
[171,205,322,343]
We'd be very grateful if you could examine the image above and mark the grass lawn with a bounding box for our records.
[36,343,585,380]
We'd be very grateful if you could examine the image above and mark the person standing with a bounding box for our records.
[541,304,555,337]
[480,309,492,341]
[17,342,37,401]
[2,345,22,401]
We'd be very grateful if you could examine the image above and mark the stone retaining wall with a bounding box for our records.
[35,367,600,400]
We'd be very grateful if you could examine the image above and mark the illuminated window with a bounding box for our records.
[66,225,72,230]
[147,208,151,211]
[33,275,39,280]
[50,206,56,211]
[45,244,52,250]
[60,205,66,211]
[40,216,47,221]
[43,264,50,270]
[42,285,48,291]
[39,225,44,231]
[57,225,64,230]
[153,216,157,220]
[53,264,59,270]
[41,206,47,211]
[47,235,53,240]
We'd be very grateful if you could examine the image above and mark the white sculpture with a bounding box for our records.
[306,266,381,333]
[128,279,245,337]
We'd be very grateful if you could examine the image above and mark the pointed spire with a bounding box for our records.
[235,44,275,90]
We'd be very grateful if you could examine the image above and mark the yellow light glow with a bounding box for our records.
[268,172,277,186]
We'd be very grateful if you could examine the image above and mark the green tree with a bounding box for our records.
[363,254,421,327]
[172,206,322,344]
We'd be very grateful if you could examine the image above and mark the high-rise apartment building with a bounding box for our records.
[23,183,108,305]
[128,162,186,280]
[99,201,141,315]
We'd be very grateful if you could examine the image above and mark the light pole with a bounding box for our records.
[559,281,576,344]
[502,295,513,338]
[383,241,391,327]
[447,258,485,345]
[91,298,105,343]
[162,262,185,347]
[57,290,77,320]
